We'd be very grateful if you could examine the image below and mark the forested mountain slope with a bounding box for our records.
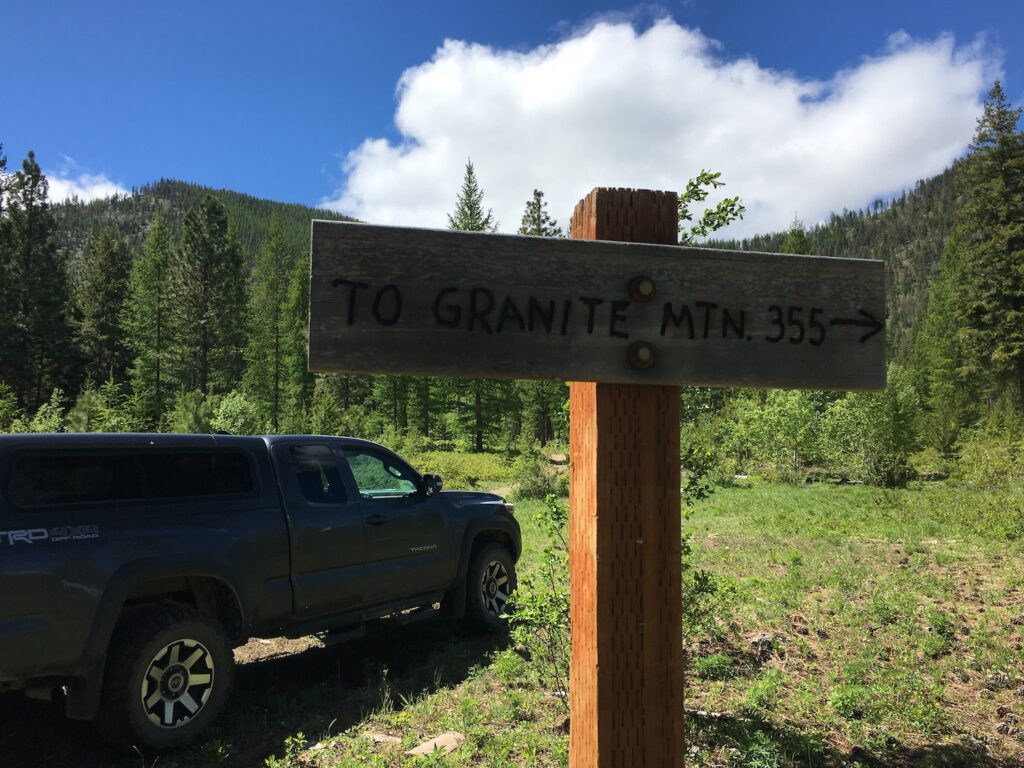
[52,178,354,273]
[710,166,956,360]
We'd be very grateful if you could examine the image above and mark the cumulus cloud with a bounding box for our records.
[45,168,129,203]
[323,19,997,239]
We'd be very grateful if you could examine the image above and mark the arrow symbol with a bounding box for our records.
[829,309,884,343]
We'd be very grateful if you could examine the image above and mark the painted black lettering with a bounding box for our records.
[695,301,718,339]
[560,299,573,336]
[580,297,604,334]
[722,308,746,339]
[372,284,402,326]
[468,288,495,334]
[331,278,369,325]
[433,287,461,328]
[497,296,526,333]
[528,297,555,334]
[661,302,695,338]
[766,305,784,343]
[609,300,630,339]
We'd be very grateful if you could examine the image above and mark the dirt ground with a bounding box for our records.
[0,620,505,768]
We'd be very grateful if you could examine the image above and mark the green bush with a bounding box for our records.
[406,451,512,491]
[744,669,785,712]
[828,684,873,719]
[820,363,920,487]
[166,390,213,433]
[211,391,266,435]
[691,652,733,680]
[950,428,1023,490]
[510,442,558,500]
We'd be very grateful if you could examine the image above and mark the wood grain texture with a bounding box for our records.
[308,211,886,390]
[569,188,684,768]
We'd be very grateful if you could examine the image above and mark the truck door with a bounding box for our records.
[338,447,451,605]
[272,442,366,620]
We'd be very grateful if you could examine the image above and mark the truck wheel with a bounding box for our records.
[465,544,516,632]
[96,604,234,749]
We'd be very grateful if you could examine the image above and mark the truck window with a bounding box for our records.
[7,453,145,508]
[289,445,346,504]
[342,449,418,500]
[139,451,254,499]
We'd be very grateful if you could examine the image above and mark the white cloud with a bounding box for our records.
[45,169,129,204]
[323,19,997,239]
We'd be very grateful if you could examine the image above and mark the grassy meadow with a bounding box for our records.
[3,466,1022,768]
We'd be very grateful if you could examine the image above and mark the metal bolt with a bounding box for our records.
[628,275,656,303]
[628,341,655,369]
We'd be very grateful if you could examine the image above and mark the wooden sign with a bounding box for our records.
[309,220,886,390]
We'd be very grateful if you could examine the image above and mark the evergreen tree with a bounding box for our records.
[447,160,497,232]
[516,189,567,444]
[780,216,811,255]
[281,255,315,430]
[446,160,500,450]
[77,224,131,383]
[948,81,1024,409]
[124,216,173,428]
[518,189,563,237]
[166,194,246,396]
[242,217,292,430]
[1,151,77,409]
[0,143,12,366]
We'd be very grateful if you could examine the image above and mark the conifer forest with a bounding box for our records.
[2,84,1022,493]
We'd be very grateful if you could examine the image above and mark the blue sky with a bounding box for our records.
[3,1,1023,237]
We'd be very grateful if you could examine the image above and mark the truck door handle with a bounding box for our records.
[366,513,386,526]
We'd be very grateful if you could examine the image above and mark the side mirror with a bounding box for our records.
[423,473,444,496]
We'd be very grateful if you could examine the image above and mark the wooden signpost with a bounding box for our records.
[309,187,886,768]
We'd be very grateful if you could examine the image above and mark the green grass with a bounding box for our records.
[683,482,1024,765]
[15,480,1024,767]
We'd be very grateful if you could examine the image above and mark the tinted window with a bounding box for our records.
[8,453,145,508]
[140,451,254,499]
[343,450,418,500]
[289,445,346,504]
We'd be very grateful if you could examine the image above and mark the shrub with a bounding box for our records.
[211,391,266,435]
[510,442,558,500]
[950,428,1023,490]
[744,669,785,712]
[820,363,920,487]
[691,653,733,680]
[828,684,873,719]
[166,390,213,433]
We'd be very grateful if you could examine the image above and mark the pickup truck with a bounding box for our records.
[0,433,521,749]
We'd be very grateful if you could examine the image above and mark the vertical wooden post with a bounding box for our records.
[569,188,684,768]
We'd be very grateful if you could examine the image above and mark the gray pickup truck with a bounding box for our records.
[0,433,520,748]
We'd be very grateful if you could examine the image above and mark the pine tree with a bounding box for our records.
[242,217,292,430]
[166,194,246,396]
[1,151,77,409]
[124,215,173,427]
[447,160,497,232]
[77,224,131,383]
[516,189,567,445]
[781,216,811,255]
[446,160,500,450]
[911,238,980,453]
[0,143,11,377]
[948,81,1024,408]
[281,255,315,430]
[518,189,563,237]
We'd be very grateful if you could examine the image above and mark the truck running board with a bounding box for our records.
[317,623,366,647]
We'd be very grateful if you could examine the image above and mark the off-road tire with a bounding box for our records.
[96,604,234,749]
[465,543,516,632]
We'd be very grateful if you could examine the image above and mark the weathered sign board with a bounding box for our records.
[309,220,886,390]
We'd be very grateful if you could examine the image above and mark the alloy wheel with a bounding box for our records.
[140,638,216,728]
